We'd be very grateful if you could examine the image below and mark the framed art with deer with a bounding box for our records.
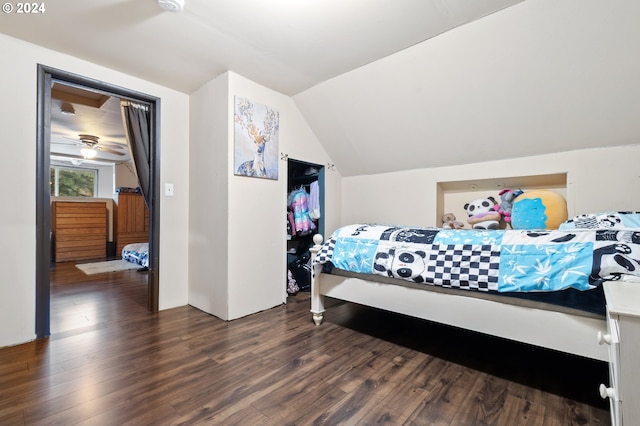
[234,96,279,180]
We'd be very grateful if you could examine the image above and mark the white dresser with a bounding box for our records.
[601,282,640,426]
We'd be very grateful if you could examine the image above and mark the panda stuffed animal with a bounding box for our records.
[464,197,502,230]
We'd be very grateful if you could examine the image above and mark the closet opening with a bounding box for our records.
[286,159,324,296]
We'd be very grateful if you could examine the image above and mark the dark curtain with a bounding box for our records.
[121,101,151,207]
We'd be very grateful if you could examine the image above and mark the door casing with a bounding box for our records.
[36,64,161,338]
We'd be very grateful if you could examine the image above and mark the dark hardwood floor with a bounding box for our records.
[0,262,611,425]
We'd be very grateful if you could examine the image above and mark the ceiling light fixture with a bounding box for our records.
[158,0,184,13]
[60,102,76,116]
[80,146,97,159]
[79,134,99,145]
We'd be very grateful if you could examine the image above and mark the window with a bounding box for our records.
[50,166,97,197]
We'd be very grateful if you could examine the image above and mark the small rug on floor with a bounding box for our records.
[76,260,141,275]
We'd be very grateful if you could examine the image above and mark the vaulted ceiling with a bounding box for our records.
[293,0,640,175]
[2,0,639,175]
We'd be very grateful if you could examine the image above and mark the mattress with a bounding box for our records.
[324,267,605,319]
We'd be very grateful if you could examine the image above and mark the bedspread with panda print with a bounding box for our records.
[313,224,640,292]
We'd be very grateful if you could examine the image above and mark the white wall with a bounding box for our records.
[227,73,342,320]
[341,145,640,230]
[0,33,190,347]
[189,73,230,319]
[189,72,342,321]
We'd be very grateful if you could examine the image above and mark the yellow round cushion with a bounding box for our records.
[511,190,568,230]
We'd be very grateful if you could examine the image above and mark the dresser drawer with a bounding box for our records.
[51,201,107,262]
[600,311,621,425]
[605,312,621,399]
[603,282,640,426]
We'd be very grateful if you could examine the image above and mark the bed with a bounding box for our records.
[309,219,640,362]
[121,242,149,269]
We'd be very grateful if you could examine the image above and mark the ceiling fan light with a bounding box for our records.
[80,147,97,159]
[60,102,76,116]
[78,134,99,144]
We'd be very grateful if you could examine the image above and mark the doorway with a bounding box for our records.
[36,65,161,338]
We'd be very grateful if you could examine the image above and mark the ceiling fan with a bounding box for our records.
[53,134,128,159]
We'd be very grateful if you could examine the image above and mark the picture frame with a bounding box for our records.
[234,96,279,180]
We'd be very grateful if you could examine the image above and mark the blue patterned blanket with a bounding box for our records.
[122,242,149,269]
[313,224,640,292]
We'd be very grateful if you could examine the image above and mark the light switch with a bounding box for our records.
[165,183,174,196]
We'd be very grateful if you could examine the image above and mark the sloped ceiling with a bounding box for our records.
[293,0,640,175]
[0,0,523,95]
[2,0,639,176]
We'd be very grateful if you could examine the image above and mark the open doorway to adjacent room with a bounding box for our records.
[35,65,161,338]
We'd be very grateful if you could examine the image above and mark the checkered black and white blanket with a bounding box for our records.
[313,224,640,292]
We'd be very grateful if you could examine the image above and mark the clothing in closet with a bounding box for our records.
[288,186,316,236]
[308,180,320,220]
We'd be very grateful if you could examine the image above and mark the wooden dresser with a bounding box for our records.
[51,201,107,262]
[115,192,149,255]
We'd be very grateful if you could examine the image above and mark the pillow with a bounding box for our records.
[511,190,568,230]
[559,211,640,230]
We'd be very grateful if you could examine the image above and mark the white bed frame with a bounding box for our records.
[309,234,609,362]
